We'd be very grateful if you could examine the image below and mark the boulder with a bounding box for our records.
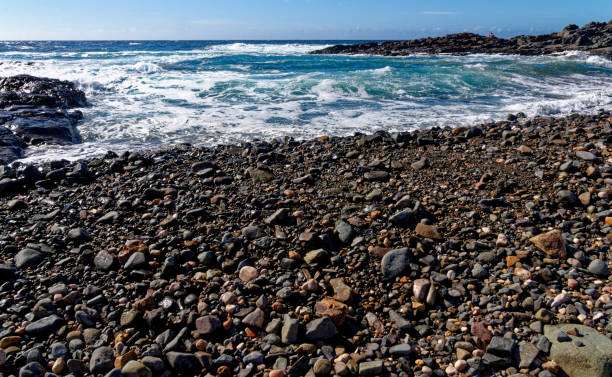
[544,324,612,377]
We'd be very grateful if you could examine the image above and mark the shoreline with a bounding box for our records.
[0,109,610,376]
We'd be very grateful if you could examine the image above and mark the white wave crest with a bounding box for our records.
[206,42,332,55]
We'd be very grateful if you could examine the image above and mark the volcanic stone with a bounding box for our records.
[15,248,45,269]
[305,317,337,341]
[381,247,412,280]
[90,347,114,375]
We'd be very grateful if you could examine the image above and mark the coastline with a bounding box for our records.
[310,21,612,58]
[0,109,610,376]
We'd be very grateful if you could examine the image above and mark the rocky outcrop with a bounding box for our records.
[544,324,612,377]
[310,21,612,57]
[0,75,87,164]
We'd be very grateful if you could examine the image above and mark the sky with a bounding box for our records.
[0,0,610,40]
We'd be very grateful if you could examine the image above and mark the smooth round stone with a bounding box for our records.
[313,359,332,376]
[588,259,610,277]
[454,359,468,371]
[239,266,259,282]
[269,370,285,377]
[445,365,458,375]
[0,349,6,366]
[52,358,66,374]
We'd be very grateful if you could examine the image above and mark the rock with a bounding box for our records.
[390,202,434,227]
[243,308,265,329]
[313,359,332,376]
[413,279,431,302]
[239,266,259,282]
[587,259,610,277]
[124,252,146,269]
[196,315,221,335]
[305,317,337,341]
[557,190,581,207]
[380,247,412,280]
[166,352,198,371]
[141,356,165,373]
[311,23,612,57]
[411,157,429,170]
[90,347,115,375]
[389,310,411,330]
[330,278,352,302]
[530,230,567,258]
[544,324,612,377]
[14,248,45,269]
[97,211,121,224]
[335,220,354,243]
[364,170,389,181]
[358,360,383,376]
[264,208,290,225]
[487,336,516,358]
[248,167,274,183]
[121,360,152,377]
[281,316,299,345]
[304,249,328,264]
[389,344,412,357]
[471,322,493,342]
[94,251,114,271]
[0,264,16,280]
[575,150,597,161]
[25,315,64,335]
[414,223,442,240]
[535,308,555,323]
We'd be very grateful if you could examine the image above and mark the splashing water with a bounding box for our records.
[0,40,610,162]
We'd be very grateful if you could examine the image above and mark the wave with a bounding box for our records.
[132,61,163,73]
[1,44,610,163]
[206,42,332,55]
[555,50,612,68]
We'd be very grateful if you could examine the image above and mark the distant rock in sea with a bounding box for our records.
[310,20,612,57]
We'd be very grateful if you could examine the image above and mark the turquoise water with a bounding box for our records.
[0,40,611,161]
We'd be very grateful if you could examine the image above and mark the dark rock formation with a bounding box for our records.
[310,21,612,57]
[0,75,87,164]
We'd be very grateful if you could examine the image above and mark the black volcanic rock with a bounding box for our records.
[0,74,87,164]
[310,21,612,57]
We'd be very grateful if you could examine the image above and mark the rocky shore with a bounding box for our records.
[0,74,87,164]
[0,107,611,377]
[310,21,612,57]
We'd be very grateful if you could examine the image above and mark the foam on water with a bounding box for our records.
[0,40,610,162]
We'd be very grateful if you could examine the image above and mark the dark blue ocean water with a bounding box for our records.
[0,40,611,161]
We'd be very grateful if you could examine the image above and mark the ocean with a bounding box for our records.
[0,40,611,162]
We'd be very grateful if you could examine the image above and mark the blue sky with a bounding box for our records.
[0,0,610,40]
